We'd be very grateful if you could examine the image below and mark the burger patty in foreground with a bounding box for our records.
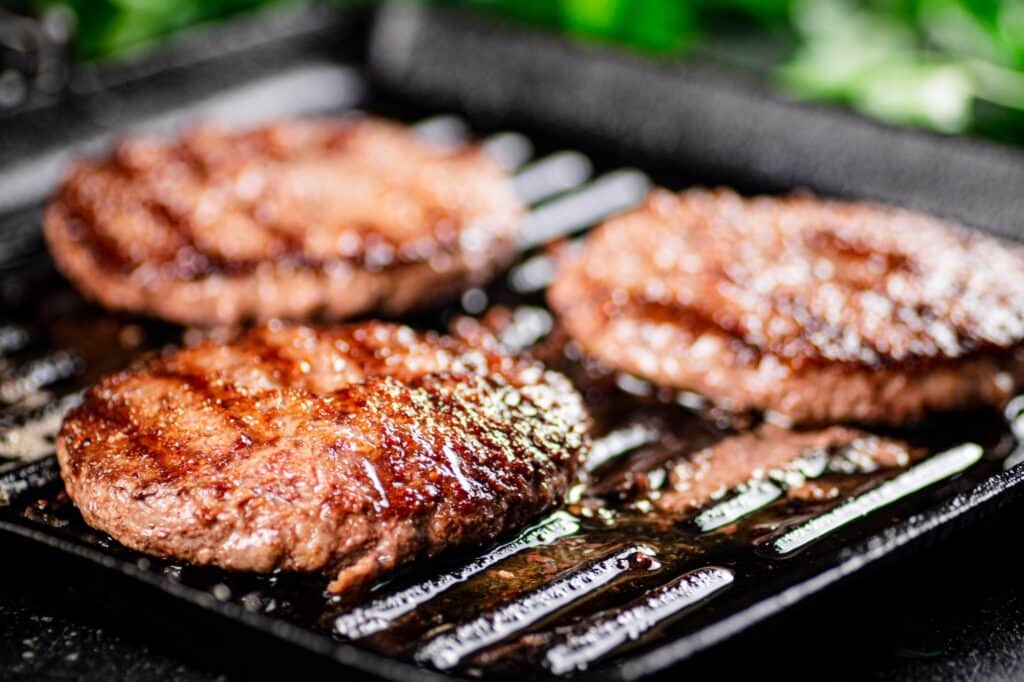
[56,322,588,594]
[44,117,523,325]
[549,188,1024,425]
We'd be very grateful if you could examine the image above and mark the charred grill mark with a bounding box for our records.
[64,394,165,483]
[803,228,915,281]
[146,367,275,451]
[587,275,1016,374]
[67,220,476,280]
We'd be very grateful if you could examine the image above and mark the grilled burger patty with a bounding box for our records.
[57,322,588,594]
[44,118,523,325]
[549,188,1024,425]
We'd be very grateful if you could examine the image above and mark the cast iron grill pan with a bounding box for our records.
[3,6,1024,680]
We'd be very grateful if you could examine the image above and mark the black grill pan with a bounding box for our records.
[3,4,1024,681]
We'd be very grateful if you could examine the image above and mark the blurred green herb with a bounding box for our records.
[19,0,1024,143]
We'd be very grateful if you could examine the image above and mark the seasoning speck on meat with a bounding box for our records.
[44,118,523,324]
[549,188,1024,425]
[56,322,588,594]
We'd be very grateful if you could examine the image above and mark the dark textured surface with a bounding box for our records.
[5,493,1024,681]
[0,545,224,682]
[686,492,1024,682]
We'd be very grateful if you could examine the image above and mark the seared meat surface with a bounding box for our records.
[656,424,917,513]
[57,322,588,594]
[45,118,523,324]
[549,188,1024,424]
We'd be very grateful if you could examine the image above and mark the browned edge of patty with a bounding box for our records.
[43,117,524,324]
[549,187,1024,425]
[656,424,919,513]
[56,321,589,594]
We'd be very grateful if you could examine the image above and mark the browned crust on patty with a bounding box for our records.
[656,424,917,513]
[57,322,588,594]
[44,118,524,325]
[549,188,1024,424]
